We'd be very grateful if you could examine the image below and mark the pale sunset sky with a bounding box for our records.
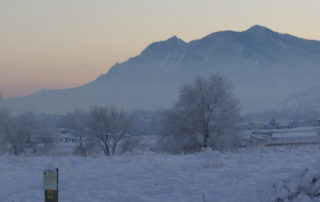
[1,0,319,98]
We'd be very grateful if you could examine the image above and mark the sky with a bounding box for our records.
[1,0,319,98]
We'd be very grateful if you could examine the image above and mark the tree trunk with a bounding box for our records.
[203,130,209,149]
[104,145,110,156]
[112,138,120,155]
[79,136,87,156]
[203,135,208,149]
[103,134,110,156]
[13,145,18,155]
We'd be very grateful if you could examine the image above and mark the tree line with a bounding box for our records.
[0,74,241,156]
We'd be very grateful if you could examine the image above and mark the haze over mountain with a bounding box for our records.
[282,85,320,113]
[2,25,320,114]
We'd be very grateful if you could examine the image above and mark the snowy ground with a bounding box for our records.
[1,146,320,202]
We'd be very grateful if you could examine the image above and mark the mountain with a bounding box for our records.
[2,25,320,114]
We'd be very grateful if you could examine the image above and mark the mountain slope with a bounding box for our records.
[2,25,320,114]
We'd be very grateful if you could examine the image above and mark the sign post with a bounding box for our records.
[43,168,59,202]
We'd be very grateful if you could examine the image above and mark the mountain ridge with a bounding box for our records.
[2,25,320,114]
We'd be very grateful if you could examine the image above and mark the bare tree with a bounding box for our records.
[0,110,27,155]
[0,110,55,155]
[0,109,16,154]
[64,109,89,156]
[15,112,39,153]
[159,74,240,153]
[87,106,133,156]
[15,112,56,154]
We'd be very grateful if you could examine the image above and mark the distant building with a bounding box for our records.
[57,128,79,144]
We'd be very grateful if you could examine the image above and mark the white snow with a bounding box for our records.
[271,166,320,201]
[1,146,320,202]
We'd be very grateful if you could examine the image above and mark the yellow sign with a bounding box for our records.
[47,190,54,199]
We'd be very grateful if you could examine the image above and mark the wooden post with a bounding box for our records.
[43,168,59,202]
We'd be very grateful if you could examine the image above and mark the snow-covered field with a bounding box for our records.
[1,146,320,202]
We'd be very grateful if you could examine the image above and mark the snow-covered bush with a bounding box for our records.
[117,136,143,155]
[271,167,320,201]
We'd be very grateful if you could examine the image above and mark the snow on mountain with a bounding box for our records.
[2,25,320,114]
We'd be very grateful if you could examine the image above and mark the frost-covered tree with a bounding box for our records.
[64,109,89,156]
[15,112,55,154]
[15,112,39,153]
[0,109,14,153]
[87,106,132,156]
[0,110,55,155]
[159,74,240,153]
